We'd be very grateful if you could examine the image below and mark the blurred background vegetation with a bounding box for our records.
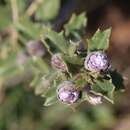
[0,0,130,130]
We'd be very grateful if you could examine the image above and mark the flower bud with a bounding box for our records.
[16,52,29,65]
[87,92,102,105]
[51,53,68,72]
[26,40,46,57]
[57,81,80,104]
[84,51,109,72]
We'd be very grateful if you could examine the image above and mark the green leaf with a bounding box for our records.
[63,55,84,65]
[0,54,18,78]
[68,41,78,57]
[30,74,41,87]
[35,0,60,21]
[41,27,69,53]
[30,57,50,74]
[64,13,87,36]
[34,71,59,96]
[87,28,111,51]
[92,79,115,103]
[75,77,87,90]
[44,95,58,106]
[0,6,11,30]
[17,0,27,14]
[43,83,58,106]
[15,17,44,39]
[34,77,51,95]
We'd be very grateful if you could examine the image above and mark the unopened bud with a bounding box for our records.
[26,40,46,57]
[51,53,68,72]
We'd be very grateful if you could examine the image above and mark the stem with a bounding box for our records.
[41,38,53,56]
[26,0,43,16]
[10,0,19,22]
[10,0,19,51]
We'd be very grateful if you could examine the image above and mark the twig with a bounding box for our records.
[26,0,43,16]
[10,0,19,51]
[10,0,19,22]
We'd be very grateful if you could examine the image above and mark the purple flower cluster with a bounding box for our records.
[84,51,109,72]
[55,51,110,105]
[57,81,80,104]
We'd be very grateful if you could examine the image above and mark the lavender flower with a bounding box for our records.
[26,40,46,57]
[51,53,68,72]
[57,81,80,104]
[84,51,109,72]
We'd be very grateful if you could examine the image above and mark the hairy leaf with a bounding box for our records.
[35,0,60,21]
[92,79,115,103]
[64,13,87,36]
[87,28,111,51]
[42,27,68,53]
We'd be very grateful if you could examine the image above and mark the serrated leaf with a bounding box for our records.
[64,13,87,36]
[15,17,44,39]
[92,79,115,102]
[41,27,68,53]
[87,28,111,51]
[36,0,60,21]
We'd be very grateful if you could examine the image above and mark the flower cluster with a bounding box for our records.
[39,22,123,107]
[52,51,110,105]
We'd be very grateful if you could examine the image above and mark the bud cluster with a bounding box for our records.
[54,51,110,105]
